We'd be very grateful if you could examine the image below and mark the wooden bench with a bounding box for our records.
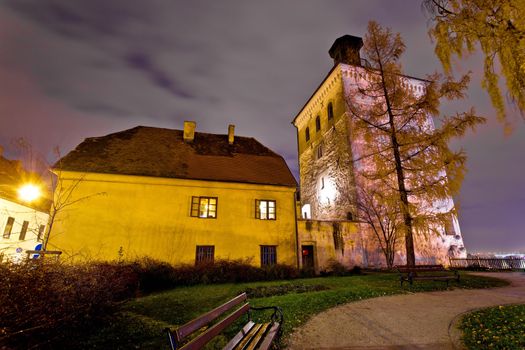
[396,264,460,287]
[165,293,283,350]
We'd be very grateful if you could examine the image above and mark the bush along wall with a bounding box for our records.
[0,258,301,348]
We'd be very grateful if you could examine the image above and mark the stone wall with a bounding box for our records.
[297,219,465,273]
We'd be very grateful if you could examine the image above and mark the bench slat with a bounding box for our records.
[180,303,250,350]
[257,322,281,350]
[244,323,271,350]
[223,321,256,350]
[176,293,248,341]
[233,323,263,350]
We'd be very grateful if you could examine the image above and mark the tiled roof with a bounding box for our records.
[55,126,298,187]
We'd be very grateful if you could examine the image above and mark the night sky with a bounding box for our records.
[0,0,523,253]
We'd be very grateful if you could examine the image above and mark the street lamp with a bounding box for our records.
[18,183,41,203]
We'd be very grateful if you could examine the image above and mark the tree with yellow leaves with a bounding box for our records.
[347,21,485,266]
[425,0,525,131]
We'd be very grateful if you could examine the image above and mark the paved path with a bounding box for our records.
[286,272,525,349]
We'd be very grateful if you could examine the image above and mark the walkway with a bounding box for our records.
[286,272,525,349]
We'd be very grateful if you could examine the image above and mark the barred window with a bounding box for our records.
[305,127,310,142]
[260,245,277,267]
[2,217,14,239]
[19,221,29,241]
[196,245,215,264]
[191,196,218,218]
[255,200,276,220]
[37,225,45,241]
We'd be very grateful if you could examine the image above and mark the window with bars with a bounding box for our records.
[37,225,45,241]
[19,221,29,241]
[2,217,14,239]
[260,245,277,267]
[191,196,218,218]
[195,245,215,264]
[255,200,276,220]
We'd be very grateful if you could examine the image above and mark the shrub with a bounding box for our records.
[0,260,137,349]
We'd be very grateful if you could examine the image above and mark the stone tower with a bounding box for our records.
[292,35,466,264]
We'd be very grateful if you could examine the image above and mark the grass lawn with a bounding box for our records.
[460,304,525,349]
[80,272,507,349]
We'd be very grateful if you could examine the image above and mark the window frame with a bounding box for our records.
[190,196,218,219]
[255,199,276,220]
[19,221,29,241]
[195,245,215,264]
[2,217,14,239]
[316,143,323,159]
[260,245,277,267]
[315,116,321,132]
[327,102,334,121]
[305,127,310,142]
[37,225,45,241]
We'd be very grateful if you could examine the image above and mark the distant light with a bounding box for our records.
[18,184,41,202]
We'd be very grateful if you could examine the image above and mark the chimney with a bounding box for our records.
[228,124,235,145]
[329,35,363,67]
[183,121,196,142]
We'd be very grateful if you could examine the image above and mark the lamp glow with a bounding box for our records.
[18,184,41,202]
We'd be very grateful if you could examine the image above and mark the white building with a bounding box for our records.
[0,150,50,262]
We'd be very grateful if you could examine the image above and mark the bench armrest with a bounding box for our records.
[250,306,284,325]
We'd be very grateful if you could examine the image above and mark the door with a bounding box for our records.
[301,245,314,269]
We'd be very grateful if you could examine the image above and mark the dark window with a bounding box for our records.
[195,245,215,264]
[317,144,323,159]
[191,196,218,218]
[2,217,14,239]
[316,116,321,132]
[305,127,310,142]
[37,225,45,241]
[19,221,29,241]
[445,216,456,235]
[327,102,334,121]
[261,245,277,267]
[255,200,276,220]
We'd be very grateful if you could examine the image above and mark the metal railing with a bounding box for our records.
[449,257,525,270]
[25,250,62,261]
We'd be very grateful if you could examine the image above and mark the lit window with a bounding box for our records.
[316,116,321,132]
[305,127,310,142]
[19,221,29,241]
[37,225,45,241]
[191,196,218,218]
[2,217,14,239]
[196,245,215,264]
[261,245,277,267]
[327,102,334,121]
[256,200,276,220]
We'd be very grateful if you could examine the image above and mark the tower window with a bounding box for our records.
[305,127,310,142]
[316,116,321,132]
[327,102,334,121]
[317,143,323,159]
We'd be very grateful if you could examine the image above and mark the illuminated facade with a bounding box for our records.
[0,151,49,262]
[293,35,466,269]
[49,123,298,266]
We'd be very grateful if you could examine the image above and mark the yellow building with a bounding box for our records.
[49,122,298,267]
